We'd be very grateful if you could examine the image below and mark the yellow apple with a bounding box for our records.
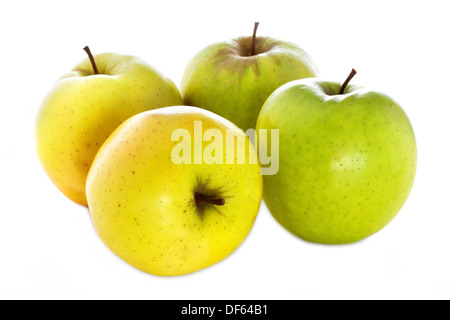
[86,106,263,276]
[35,47,183,206]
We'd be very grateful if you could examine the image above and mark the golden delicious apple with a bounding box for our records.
[86,106,263,276]
[35,47,183,206]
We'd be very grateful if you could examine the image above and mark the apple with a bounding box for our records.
[35,47,183,206]
[255,69,417,244]
[180,22,318,131]
[85,105,263,276]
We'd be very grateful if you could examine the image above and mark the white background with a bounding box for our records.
[1,0,449,300]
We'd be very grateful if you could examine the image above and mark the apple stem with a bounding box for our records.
[195,193,225,206]
[339,68,357,94]
[83,46,99,75]
[251,22,260,56]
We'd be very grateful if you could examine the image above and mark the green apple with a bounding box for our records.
[35,47,183,206]
[256,69,417,244]
[86,106,263,276]
[180,23,318,131]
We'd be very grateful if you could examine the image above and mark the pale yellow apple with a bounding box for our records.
[35,50,183,206]
[86,106,263,276]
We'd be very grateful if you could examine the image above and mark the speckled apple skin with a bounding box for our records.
[181,36,318,131]
[35,53,182,206]
[86,106,263,276]
[256,78,417,244]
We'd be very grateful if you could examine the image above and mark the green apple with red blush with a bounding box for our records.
[180,22,318,131]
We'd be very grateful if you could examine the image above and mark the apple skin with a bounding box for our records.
[86,106,263,276]
[35,52,183,206]
[180,36,318,131]
[255,78,417,244]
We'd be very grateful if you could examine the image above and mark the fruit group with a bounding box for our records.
[35,47,182,206]
[86,106,263,276]
[181,23,318,131]
[256,70,417,244]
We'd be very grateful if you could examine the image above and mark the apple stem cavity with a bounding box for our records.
[251,22,260,56]
[83,46,99,75]
[195,193,225,206]
[339,68,357,94]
